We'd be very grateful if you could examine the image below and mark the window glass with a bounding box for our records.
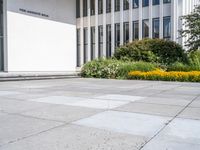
[90,0,95,15]
[76,0,80,18]
[163,16,171,39]
[142,19,149,38]
[83,0,87,17]
[124,22,129,43]
[153,0,159,5]
[91,27,95,60]
[124,0,129,10]
[106,0,111,13]
[133,21,139,40]
[77,29,81,67]
[163,0,171,4]
[115,23,120,48]
[133,0,139,8]
[153,18,160,38]
[83,28,88,63]
[98,0,103,14]
[98,26,103,58]
[115,0,120,11]
[143,0,149,7]
[106,25,112,57]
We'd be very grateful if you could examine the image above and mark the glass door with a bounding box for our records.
[0,0,3,71]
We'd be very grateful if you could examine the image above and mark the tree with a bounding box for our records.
[180,5,200,52]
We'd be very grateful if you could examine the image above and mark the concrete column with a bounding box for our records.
[87,0,91,61]
[111,0,115,54]
[80,0,84,65]
[95,0,99,58]
[103,0,107,56]
[149,0,153,38]
[129,0,133,42]
[159,0,163,39]
[120,0,124,45]
[139,0,143,40]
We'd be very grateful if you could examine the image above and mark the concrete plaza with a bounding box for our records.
[0,78,200,150]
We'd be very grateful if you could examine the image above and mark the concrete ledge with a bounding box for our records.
[0,72,80,81]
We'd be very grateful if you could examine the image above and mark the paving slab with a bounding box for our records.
[115,102,183,117]
[94,94,145,102]
[178,107,200,120]
[0,91,21,96]
[30,96,130,109]
[143,118,200,150]
[74,111,171,138]
[0,98,52,114]
[21,105,102,123]
[138,97,191,107]
[0,113,63,146]
[189,100,200,108]
[0,124,147,150]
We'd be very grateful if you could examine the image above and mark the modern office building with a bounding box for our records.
[0,0,199,73]
[76,0,200,67]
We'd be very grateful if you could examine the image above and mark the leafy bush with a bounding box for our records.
[128,70,200,82]
[114,39,188,64]
[189,50,200,70]
[81,59,157,79]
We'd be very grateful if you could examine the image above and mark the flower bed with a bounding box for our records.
[128,70,200,82]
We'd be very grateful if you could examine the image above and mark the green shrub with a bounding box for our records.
[167,62,191,72]
[114,39,187,64]
[81,59,157,79]
[189,50,200,70]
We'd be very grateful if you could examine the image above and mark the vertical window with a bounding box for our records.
[133,21,139,40]
[77,29,81,67]
[98,26,103,58]
[0,0,3,71]
[163,16,171,39]
[163,0,171,4]
[115,23,120,48]
[133,0,139,8]
[153,18,160,38]
[124,0,129,10]
[153,0,159,5]
[124,22,129,43]
[115,0,120,11]
[83,28,88,63]
[106,25,112,58]
[91,27,95,60]
[76,0,80,18]
[143,0,149,7]
[90,0,95,16]
[142,19,149,38]
[98,0,103,14]
[106,0,111,13]
[83,0,88,17]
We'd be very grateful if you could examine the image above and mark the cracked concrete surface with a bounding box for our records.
[0,78,200,150]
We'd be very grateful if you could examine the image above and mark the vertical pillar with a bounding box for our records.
[80,0,84,66]
[95,0,99,58]
[129,0,133,42]
[120,0,124,45]
[159,0,163,39]
[111,0,115,54]
[139,0,143,40]
[149,0,153,38]
[87,0,91,61]
[103,0,107,56]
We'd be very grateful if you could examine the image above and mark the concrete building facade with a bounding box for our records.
[0,0,199,73]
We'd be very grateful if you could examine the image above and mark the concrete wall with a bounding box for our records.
[6,0,76,72]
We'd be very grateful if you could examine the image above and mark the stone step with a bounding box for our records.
[0,72,80,81]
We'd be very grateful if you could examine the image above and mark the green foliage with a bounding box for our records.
[114,39,187,64]
[189,50,200,70]
[180,5,200,52]
[81,59,157,79]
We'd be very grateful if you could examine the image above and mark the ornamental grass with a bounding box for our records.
[128,69,200,82]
